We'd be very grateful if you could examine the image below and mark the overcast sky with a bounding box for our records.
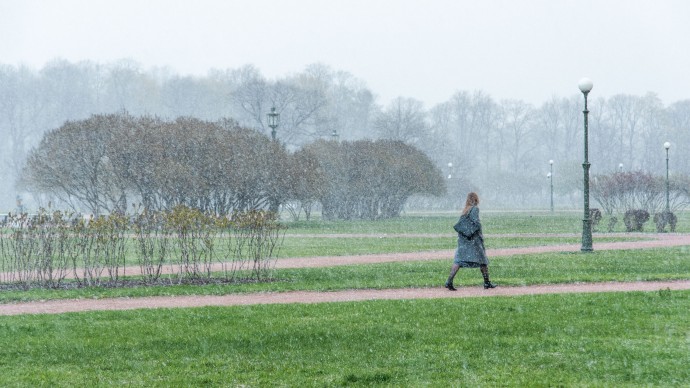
[2,0,689,107]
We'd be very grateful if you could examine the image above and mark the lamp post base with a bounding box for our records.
[581,219,593,252]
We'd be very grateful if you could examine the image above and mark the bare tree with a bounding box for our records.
[497,99,535,171]
[301,139,444,220]
[374,97,427,144]
[21,114,130,214]
[667,100,690,173]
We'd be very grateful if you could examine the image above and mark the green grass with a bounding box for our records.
[0,232,643,270]
[283,210,690,234]
[2,247,688,303]
[1,211,688,386]
[276,235,642,257]
[284,212,586,235]
[0,291,687,386]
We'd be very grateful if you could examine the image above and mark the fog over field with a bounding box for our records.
[1,0,689,212]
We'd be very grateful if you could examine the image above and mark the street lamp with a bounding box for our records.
[664,141,671,212]
[447,162,453,179]
[548,160,554,212]
[267,106,280,141]
[331,129,340,142]
[579,77,594,252]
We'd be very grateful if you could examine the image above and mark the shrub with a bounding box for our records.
[592,171,690,215]
[589,208,602,231]
[653,211,677,233]
[228,210,286,280]
[298,139,445,220]
[623,209,649,232]
[607,216,618,232]
[0,207,286,289]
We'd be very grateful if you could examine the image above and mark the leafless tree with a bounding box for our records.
[497,99,536,171]
[374,97,427,144]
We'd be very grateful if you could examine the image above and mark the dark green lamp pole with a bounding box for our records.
[664,141,671,212]
[267,106,279,141]
[549,159,554,212]
[579,78,594,252]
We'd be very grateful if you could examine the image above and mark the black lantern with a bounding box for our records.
[267,106,279,140]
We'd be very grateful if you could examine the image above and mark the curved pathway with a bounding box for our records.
[274,233,690,269]
[1,280,689,316]
[1,233,689,316]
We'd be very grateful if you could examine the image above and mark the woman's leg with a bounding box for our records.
[480,264,496,289]
[445,264,460,290]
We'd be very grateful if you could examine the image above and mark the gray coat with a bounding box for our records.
[453,206,489,266]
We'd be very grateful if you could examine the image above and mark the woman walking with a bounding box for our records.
[445,192,496,290]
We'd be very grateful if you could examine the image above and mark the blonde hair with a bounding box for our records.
[462,192,480,215]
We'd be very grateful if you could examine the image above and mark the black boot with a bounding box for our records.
[445,264,460,291]
[481,265,496,289]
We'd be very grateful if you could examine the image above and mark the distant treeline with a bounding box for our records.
[2,60,690,209]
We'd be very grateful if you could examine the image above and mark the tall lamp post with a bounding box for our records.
[664,141,671,212]
[548,159,554,212]
[579,78,594,252]
[267,106,280,141]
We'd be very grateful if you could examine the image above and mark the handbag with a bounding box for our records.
[453,213,478,238]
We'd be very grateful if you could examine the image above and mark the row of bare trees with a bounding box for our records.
[4,60,690,209]
[421,92,690,207]
[0,207,284,289]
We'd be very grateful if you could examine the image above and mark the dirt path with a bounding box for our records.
[275,233,690,269]
[2,280,688,316]
[1,233,689,316]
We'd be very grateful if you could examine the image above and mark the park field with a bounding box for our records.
[1,211,689,386]
[0,291,688,386]
[282,210,690,234]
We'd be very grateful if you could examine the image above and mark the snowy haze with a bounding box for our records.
[2,0,690,106]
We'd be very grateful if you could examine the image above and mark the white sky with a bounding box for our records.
[1,0,689,107]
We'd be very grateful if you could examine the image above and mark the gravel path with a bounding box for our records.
[2,280,688,316]
[275,233,690,269]
[1,233,689,316]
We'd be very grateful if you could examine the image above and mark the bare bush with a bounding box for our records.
[229,210,286,281]
[653,211,677,233]
[0,210,79,288]
[589,208,602,231]
[72,213,128,286]
[299,139,445,220]
[131,208,169,283]
[592,171,690,215]
[623,209,650,232]
[0,207,286,289]
[165,206,217,282]
[607,216,618,232]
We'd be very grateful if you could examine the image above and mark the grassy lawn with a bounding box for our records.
[2,247,688,303]
[1,211,688,386]
[283,210,690,234]
[276,235,644,257]
[283,212,586,235]
[0,290,687,386]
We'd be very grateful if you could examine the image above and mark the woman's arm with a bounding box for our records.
[469,206,481,225]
